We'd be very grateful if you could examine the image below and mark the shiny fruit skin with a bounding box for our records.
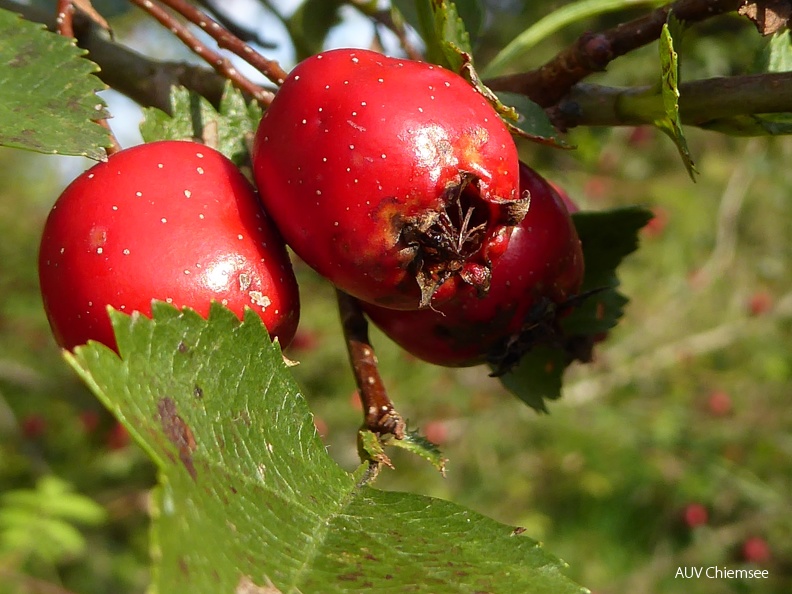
[252,48,524,310]
[38,140,300,351]
[363,163,584,367]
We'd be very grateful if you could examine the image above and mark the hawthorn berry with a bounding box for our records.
[38,140,300,352]
[363,163,584,368]
[252,48,525,310]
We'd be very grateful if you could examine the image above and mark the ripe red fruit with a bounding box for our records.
[106,422,130,450]
[363,163,584,368]
[682,503,709,528]
[741,536,771,563]
[39,140,300,352]
[747,290,773,316]
[252,48,525,310]
[21,414,47,439]
[706,390,733,417]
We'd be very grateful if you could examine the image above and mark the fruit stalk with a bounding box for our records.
[336,290,405,439]
[156,0,289,87]
[127,0,275,106]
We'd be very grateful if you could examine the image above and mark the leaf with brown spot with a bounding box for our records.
[66,302,586,594]
[157,397,197,481]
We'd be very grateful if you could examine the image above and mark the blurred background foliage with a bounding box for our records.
[2,0,791,592]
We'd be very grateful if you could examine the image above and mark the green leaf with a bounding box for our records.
[288,0,344,61]
[1,476,106,525]
[67,303,586,593]
[563,207,654,334]
[0,9,110,159]
[388,428,448,474]
[498,346,567,413]
[410,0,475,70]
[762,29,792,72]
[0,476,106,562]
[495,91,571,148]
[656,15,698,180]
[140,83,262,165]
[496,207,653,412]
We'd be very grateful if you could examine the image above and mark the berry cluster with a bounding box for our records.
[38,48,583,393]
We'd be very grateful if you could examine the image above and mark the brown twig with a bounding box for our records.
[192,0,278,49]
[157,0,289,86]
[127,0,275,106]
[2,0,253,113]
[351,1,424,62]
[336,290,406,439]
[486,0,746,108]
[55,0,74,36]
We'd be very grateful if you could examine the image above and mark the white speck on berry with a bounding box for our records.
[184,190,191,198]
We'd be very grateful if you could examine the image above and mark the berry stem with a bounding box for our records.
[156,0,289,87]
[336,290,406,440]
[55,0,74,36]
[127,0,275,107]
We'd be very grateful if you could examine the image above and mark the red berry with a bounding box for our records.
[747,291,773,316]
[252,48,525,310]
[106,422,130,450]
[423,420,449,445]
[78,410,101,434]
[741,536,771,563]
[707,390,733,417]
[682,503,709,528]
[21,414,47,439]
[38,140,300,352]
[642,206,668,238]
[363,163,584,368]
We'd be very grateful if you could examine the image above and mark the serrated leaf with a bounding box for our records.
[657,16,698,180]
[498,347,567,413]
[388,428,448,474]
[763,29,792,72]
[67,303,586,594]
[140,83,261,165]
[497,207,653,411]
[288,0,344,61]
[0,8,110,159]
[412,0,475,70]
[563,207,653,334]
[495,91,570,148]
